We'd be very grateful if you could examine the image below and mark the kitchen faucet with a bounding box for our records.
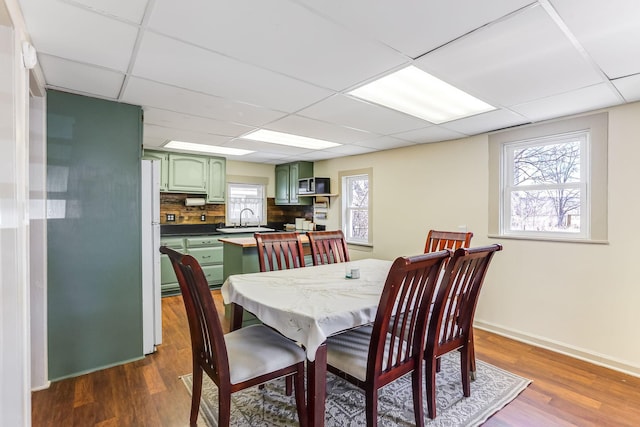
[239,208,254,227]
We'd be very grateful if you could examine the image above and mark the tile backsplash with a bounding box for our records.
[160,193,313,226]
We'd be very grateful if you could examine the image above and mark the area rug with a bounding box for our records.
[180,353,531,426]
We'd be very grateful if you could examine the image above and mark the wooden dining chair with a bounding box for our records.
[423,244,502,419]
[326,250,451,427]
[306,230,350,265]
[424,229,475,374]
[160,246,308,427]
[424,229,473,253]
[255,231,306,271]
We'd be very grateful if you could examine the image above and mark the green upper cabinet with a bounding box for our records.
[275,161,313,205]
[142,150,169,191]
[206,156,226,203]
[168,153,208,193]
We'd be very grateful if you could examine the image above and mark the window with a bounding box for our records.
[226,183,266,226]
[489,112,608,242]
[341,169,372,245]
[502,131,588,238]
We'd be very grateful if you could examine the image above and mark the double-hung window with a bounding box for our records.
[503,131,588,238]
[341,169,372,245]
[226,182,266,226]
[489,112,608,242]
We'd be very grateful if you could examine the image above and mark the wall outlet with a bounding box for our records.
[200,214,206,221]
[166,213,176,222]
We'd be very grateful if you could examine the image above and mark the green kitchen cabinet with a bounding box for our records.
[160,237,185,296]
[275,161,313,205]
[142,150,169,191]
[206,156,226,203]
[185,235,224,289]
[168,153,208,193]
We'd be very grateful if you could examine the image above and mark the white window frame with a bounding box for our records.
[501,131,590,239]
[340,168,372,246]
[488,112,608,243]
[226,182,266,226]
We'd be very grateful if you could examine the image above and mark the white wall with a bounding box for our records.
[226,159,276,196]
[315,102,640,376]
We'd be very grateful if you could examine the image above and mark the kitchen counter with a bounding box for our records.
[220,235,310,247]
[161,223,278,236]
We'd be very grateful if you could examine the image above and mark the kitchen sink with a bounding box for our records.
[216,227,275,234]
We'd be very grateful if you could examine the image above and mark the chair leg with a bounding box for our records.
[218,387,232,427]
[190,365,203,426]
[286,376,293,396]
[411,365,425,427]
[461,346,471,397]
[469,331,477,381]
[365,387,378,427]
[425,356,438,419]
[293,364,308,427]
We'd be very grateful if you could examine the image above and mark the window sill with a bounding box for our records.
[346,241,373,249]
[487,234,609,244]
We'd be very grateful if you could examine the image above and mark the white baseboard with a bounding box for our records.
[474,320,640,378]
[31,381,51,392]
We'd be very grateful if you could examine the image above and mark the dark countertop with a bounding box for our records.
[160,222,288,237]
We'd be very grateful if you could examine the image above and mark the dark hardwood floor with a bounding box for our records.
[32,291,640,426]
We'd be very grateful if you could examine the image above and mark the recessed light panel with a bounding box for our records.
[349,66,495,124]
[165,140,254,156]
[242,129,341,150]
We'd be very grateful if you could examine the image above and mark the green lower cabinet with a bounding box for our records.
[160,237,185,296]
[185,236,225,290]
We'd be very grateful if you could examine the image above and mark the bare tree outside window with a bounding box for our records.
[504,132,587,235]
[342,174,370,243]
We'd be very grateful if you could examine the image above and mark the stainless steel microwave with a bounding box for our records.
[298,177,330,195]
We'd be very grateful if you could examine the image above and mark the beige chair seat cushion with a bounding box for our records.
[327,325,408,382]
[225,324,306,385]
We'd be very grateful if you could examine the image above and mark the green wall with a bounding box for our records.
[47,90,143,380]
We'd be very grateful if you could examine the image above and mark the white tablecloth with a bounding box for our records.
[221,258,393,361]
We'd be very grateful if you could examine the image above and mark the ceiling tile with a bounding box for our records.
[550,0,640,79]
[132,32,333,112]
[20,0,138,71]
[300,0,534,58]
[442,109,529,135]
[121,77,287,126]
[143,108,253,137]
[38,54,124,99]
[612,74,640,103]
[510,83,623,122]
[297,94,430,135]
[392,126,467,144]
[322,144,377,157]
[143,124,233,146]
[416,4,604,107]
[67,0,149,24]
[147,0,408,91]
[263,115,376,144]
[354,136,416,150]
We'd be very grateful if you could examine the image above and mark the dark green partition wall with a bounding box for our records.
[47,90,143,380]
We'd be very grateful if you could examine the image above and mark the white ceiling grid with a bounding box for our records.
[17,0,640,163]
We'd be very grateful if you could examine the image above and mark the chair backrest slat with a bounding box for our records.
[160,246,229,383]
[306,230,350,265]
[255,232,305,272]
[367,250,451,378]
[424,229,473,253]
[426,245,502,356]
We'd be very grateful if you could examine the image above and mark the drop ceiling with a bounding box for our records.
[17,0,640,163]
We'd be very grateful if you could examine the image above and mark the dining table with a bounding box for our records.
[221,258,393,427]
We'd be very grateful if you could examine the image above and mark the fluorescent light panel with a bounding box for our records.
[165,140,254,156]
[242,129,341,150]
[349,66,495,124]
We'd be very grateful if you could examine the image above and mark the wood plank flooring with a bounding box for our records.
[32,291,640,426]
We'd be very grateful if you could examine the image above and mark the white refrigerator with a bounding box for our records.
[141,159,162,354]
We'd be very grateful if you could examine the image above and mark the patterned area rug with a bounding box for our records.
[180,353,531,426]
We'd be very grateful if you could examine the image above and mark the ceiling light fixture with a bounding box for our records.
[349,65,495,124]
[242,129,341,150]
[165,140,254,156]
